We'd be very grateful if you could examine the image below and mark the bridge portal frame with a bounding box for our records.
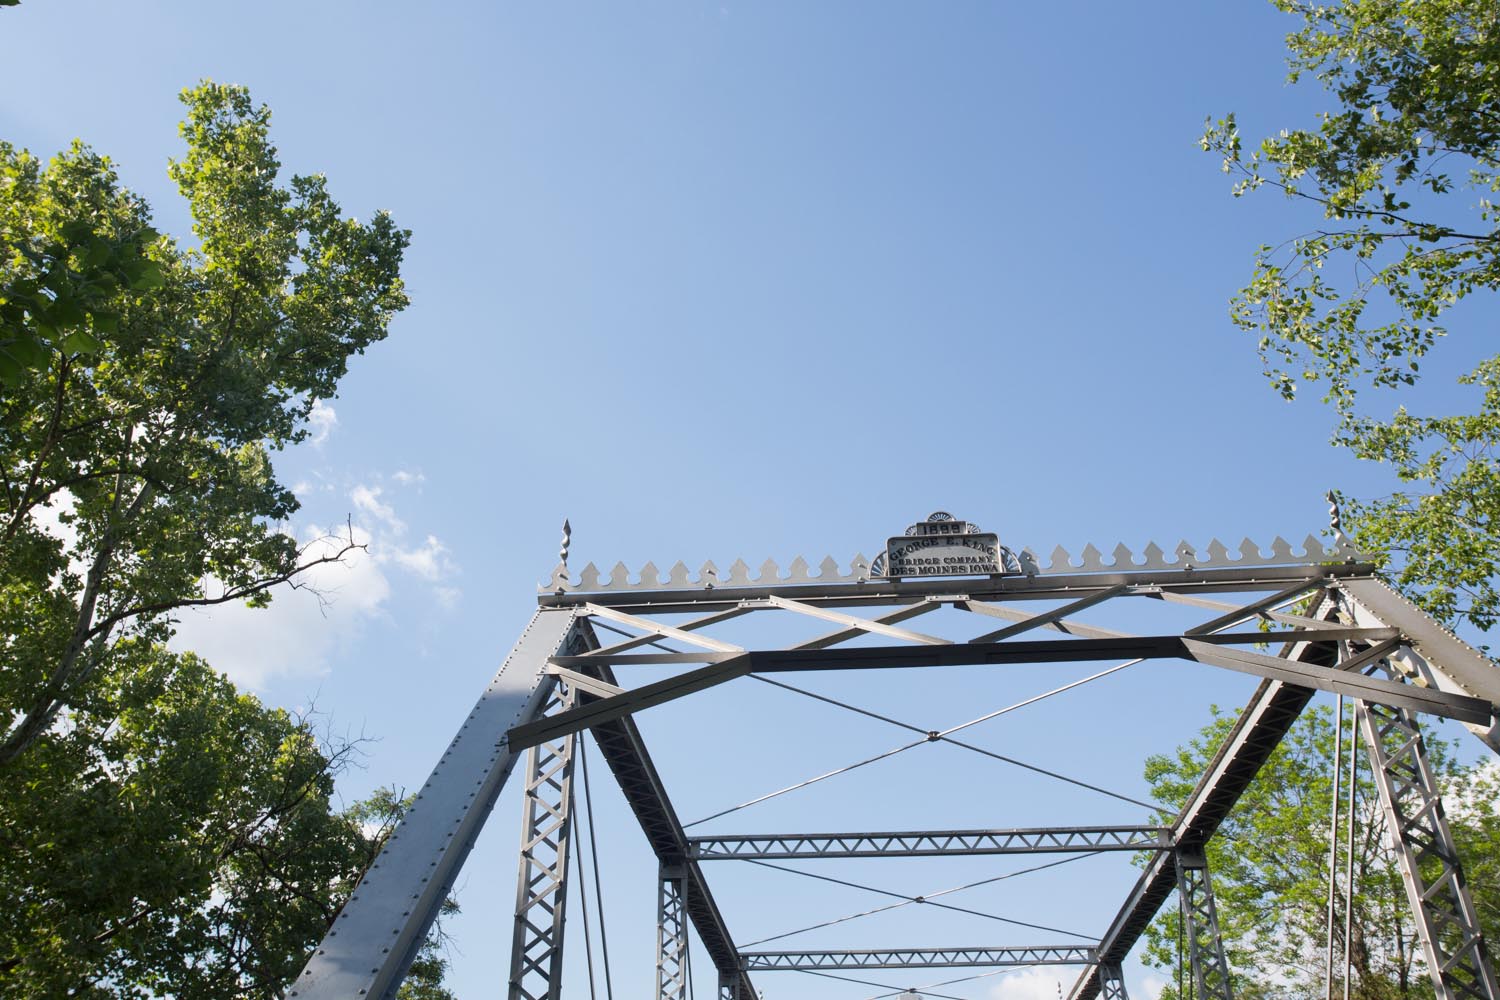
[289,528,1500,1000]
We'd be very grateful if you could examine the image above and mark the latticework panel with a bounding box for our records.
[507,684,578,1000]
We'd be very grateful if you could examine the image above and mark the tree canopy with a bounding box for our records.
[0,646,378,995]
[1,81,409,766]
[0,83,440,995]
[1141,705,1497,998]
[1203,0,1500,628]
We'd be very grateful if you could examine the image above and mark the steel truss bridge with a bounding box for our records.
[290,517,1500,1000]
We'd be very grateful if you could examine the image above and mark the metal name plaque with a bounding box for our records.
[881,511,1006,578]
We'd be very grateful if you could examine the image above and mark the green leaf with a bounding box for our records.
[130,259,165,290]
[59,328,104,354]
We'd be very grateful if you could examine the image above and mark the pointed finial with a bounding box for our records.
[1326,490,1350,546]
[559,519,572,575]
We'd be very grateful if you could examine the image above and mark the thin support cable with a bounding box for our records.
[738,855,1099,940]
[684,738,927,828]
[861,964,1037,1000]
[1342,701,1358,1000]
[935,659,1143,739]
[792,967,969,999]
[742,898,910,947]
[1177,910,1184,1000]
[569,770,599,1000]
[749,674,931,736]
[707,665,1159,824]
[1325,692,1344,1000]
[580,736,615,1000]
[744,857,1098,953]
[744,853,1100,947]
[587,618,683,654]
[939,735,1160,811]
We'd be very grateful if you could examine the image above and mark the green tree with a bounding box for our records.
[0,83,452,995]
[1,644,357,994]
[1140,705,1499,998]
[0,644,457,996]
[1,81,409,766]
[1202,0,1500,629]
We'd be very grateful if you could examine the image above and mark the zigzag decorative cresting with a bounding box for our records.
[539,534,1369,593]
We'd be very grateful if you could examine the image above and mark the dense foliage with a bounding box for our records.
[0,647,378,995]
[1141,706,1498,998]
[0,84,442,995]
[1203,0,1500,628]
[1,81,409,766]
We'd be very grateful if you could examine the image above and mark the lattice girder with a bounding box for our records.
[1359,694,1499,999]
[657,868,690,1000]
[1098,963,1131,1000]
[1175,851,1234,1000]
[508,683,580,1000]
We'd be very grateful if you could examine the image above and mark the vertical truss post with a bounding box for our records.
[1358,694,1499,999]
[508,682,580,1000]
[1175,850,1233,1000]
[658,865,691,1000]
[1098,963,1130,999]
[717,971,740,1000]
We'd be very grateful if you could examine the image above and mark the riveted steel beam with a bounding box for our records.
[537,565,1373,615]
[765,594,951,644]
[688,825,1170,860]
[1339,577,1500,752]
[966,585,1131,643]
[516,626,1486,753]
[741,946,1097,970]
[290,610,585,1000]
[958,599,1134,639]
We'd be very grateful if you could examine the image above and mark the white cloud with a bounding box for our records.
[987,968,1070,1000]
[1136,972,1169,998]
[307,399,338,446]
[28,488,88,582]
[349,482,460,599]
[392,534,456,582]
[351,484,405,534]
[29,488,79,550]
[169,526,390,690]
[392,469,425,486]
[167,479,462,689]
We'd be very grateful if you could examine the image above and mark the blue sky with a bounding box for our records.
[4,3,1495,998]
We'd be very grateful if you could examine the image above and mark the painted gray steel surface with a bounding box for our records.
[688,826,1169,860]
[287,513,1500,1000]
[507,683,579,1000]
[1361,694,1498,997]
[289,609,580,1000]
[1176,852,1234,1000]
[541,534,1366,595]
[740,945,1098,970]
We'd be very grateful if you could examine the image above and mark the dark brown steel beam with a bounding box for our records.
[512,626,1495,751]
